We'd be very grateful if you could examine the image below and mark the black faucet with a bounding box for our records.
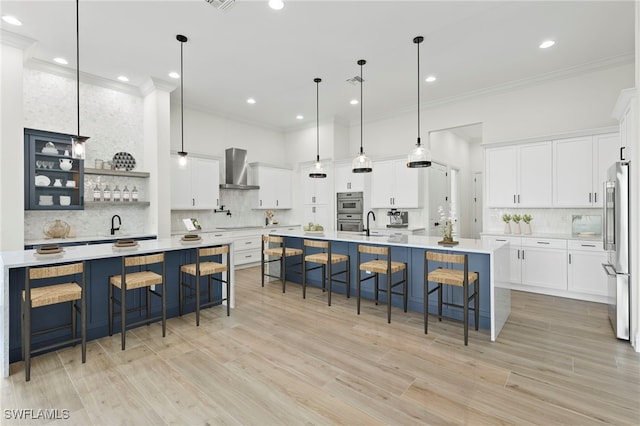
[110,214,121,235]
[365,210,376,237]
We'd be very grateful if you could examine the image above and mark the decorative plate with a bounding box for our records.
[112,152,136,171]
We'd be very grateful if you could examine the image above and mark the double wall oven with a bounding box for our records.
[337,192,364,232]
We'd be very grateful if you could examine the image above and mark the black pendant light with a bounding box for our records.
[407,36,431,168]
[71,0,89,159]
[177,34,188,166]
[309,78,327,178]
[352,59,372,173]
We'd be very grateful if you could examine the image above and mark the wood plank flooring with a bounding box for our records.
[3,266,639,425]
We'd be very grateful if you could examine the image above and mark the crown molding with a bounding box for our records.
[140,77,178,97]
[611,87,637,119]
[354,52,636,128]
[26,58,143,97]
[1,29,36,51]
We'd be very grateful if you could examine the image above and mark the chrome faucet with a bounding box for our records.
[365,210,376,237]
[110,214,121,235]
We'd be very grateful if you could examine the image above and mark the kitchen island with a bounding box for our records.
[0,235,234,378]
[270,230,511,342]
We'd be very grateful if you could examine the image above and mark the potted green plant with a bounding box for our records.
[522,214,533,235]
[502,214,512,234]
[512,214,522,234]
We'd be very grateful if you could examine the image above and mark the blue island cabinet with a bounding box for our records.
[282,236,492,330]
[8,248,223,363]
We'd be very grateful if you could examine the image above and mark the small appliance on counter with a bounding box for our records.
[387,209,408,228]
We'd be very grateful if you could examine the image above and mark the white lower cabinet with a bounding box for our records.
[520,238,567,290]
[567,240,607,296]
[482,235,605,302]
[232,229,263,268]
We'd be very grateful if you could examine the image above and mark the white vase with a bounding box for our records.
[512,222,521,234]
[503,222,511,234]
[523,223,532,235]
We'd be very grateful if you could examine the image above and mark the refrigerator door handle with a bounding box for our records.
[602,263,617,277]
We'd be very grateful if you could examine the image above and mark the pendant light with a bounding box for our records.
[177,34,188,166]
[71,0,88,159]
[407,36,431,168]
[309,78,327,178]
[352,59,372,173]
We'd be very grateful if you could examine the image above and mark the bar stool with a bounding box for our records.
[109,252,166,350]
[302,239,350,305]
[261,235,303,293]
[424,251,479,345]
[356,244,408,323]
[179,244,231,326]
[22,261,86,381]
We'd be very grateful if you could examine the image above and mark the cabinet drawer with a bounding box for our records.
[521,237,566,249]
[567,240,602,252]
[235,249,261,265]
[234,236,261,252]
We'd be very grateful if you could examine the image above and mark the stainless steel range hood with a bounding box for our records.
[219,148,260,190]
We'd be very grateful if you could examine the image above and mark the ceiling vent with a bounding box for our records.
[346,76,364,86]
[204,0,235,11]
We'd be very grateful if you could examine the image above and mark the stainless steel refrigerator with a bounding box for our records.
[602,161,630,340]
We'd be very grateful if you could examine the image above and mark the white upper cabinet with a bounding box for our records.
[250,164,292,209]
[485,142,552,207]
[170,156,220,210]
[371,159,421,208]
[553,133,618,207]
[334,162,366,192]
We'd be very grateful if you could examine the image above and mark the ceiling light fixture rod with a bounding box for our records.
[315,77,321,162]
[358,59,365,156]
[177,34,188,159]
[71,0,88,159]
[352,59,372,173]
[416,36,421,144]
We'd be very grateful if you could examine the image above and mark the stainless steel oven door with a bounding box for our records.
[337,214,363,232]
[337,198,363,214]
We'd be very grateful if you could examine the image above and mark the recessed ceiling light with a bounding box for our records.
[169,72,180,79]
[539,40,555,49]
[117,76,129,82]
[269,0,284,10]
[296,115,304,120]
[2,15,22,26]
[53,57,68,65]
[350,99,358,105]
[425,75,436,83]
[247,98,256,104]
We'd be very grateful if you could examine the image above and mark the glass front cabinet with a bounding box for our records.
[24,128,84,210]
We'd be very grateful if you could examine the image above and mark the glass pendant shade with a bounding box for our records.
[352,151,372,173]
[309,159,326,178]
[407,138,431,168]
[72,136,88,160]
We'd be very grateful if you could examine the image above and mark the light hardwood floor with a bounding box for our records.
[3,266,640,425]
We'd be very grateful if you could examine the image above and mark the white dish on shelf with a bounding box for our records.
[41,147,58,154]
[35,175,51,186]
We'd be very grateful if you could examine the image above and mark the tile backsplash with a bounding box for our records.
[486,208,602,235]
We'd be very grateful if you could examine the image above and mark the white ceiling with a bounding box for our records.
[1,1,635,131]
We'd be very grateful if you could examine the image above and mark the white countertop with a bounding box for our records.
[272,230,502,254]
[171,224,301,236]
[2,235,233,269]
[24,233,157,247]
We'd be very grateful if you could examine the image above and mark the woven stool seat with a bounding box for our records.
[360,259,406,274]
[305,252,349,265]
[262,235,303,293]
[23,282,82,308]
[109,271,163,290]
[427,269,478,287]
